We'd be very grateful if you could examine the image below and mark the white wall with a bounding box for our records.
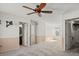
[45,22,62,41]
[36,20,46,37]
[44,12,63,40]
[64,10,79,19]
[0,11,46,43]
[0,11,30,38]
[0,12,19,38]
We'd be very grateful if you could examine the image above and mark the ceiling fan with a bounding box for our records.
[22,3,53,17]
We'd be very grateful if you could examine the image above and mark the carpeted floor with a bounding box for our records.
[0,40,79,56]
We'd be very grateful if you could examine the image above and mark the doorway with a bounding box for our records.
[19,22,28,47]
[65,19,79,50]
[30,20,37,45]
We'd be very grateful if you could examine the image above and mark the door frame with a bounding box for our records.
[19,22,28,46]
[30,20,38,45]
[65,20,72,50]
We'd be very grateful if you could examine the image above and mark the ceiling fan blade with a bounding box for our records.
[22,6,35,11]
[38,3,46,10]
[41,11,53,14]
[27,12,35,15]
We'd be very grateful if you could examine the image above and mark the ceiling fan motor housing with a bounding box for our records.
[35,8,41,13]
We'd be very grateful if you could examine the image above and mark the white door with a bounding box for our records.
[65,20,72,49]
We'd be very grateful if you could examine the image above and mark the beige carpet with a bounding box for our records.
[0,40,79,56]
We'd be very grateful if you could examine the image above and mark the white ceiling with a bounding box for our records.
[0,3,79,18]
